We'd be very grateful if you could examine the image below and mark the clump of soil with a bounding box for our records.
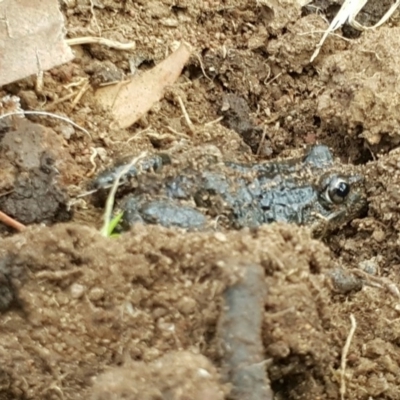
[0,223,330,399]
[317,27,400,150]
[91,351,226,400]
[0,119,74,228]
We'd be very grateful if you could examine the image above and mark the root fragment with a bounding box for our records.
[340,314,357,400]
[217,261,273,400]
[0,210,26,232]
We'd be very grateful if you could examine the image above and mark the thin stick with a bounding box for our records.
[44,92,77,111]
[0,190,14,198]
[256,127,268,156]
[89,0,101,35]
[340,314,357,400]
[350,0,400,30]
[204,116,223,126]
[177,96,195,134]
[194,53,213,82]
[265,72,282,86]
[70,81,90,110]
[35,48,44,94]
[0,111,92,139]
[165,126,190,139]
[100,152,147,236]
[66,36,135,50]
[0,211,26,232]
[126,126,152,143]
[87,147,98,177]
[310,0,368,62]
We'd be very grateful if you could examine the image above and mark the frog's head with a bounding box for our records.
[312,172,368,236]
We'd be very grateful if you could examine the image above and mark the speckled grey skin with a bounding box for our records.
[92,145,367,236]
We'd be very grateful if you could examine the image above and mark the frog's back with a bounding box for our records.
[92,145,367,235]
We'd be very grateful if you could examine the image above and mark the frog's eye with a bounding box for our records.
[326,177,350,204]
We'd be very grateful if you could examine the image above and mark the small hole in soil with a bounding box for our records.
[137,59,156,71]
[184,64,203,80]
[171,5,187,15]
[354,124,363,135]
[313,116,321,127]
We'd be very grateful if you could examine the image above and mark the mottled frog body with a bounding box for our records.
[91,145,367,236]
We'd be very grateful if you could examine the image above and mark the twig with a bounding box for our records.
[0,190,14,198]
[44,92,77,111]
[177,96,195,134]
[298,31,353,43]
[0,111,92,139]
[350,0,400,31]
[0,211,26,232]
[166,126,190,138]
[100,152,147,236]
[89,0,101,35]
[87,147,99,178]
[35,49,44,94]
[70,81,90,110]
[194,53,213,82]
[75,189,98,199]
[351,268,400,298]
[340,314,357,400]
[204,116,223,126]
[126,126,152,143]
[66,36,136,50]
[218,260,273,400]
[310,0,400,62]
[265,72,282,86]
[311,0,367,62]
[256,127,268,156]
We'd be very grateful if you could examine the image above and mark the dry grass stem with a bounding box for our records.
[256,127,268,156]
[311,0,400,62]
[87,147,99,177]
[0,111,92,139]
[100,152,147,237]
[166,126,190,138]
[70,81,90,110]
[0,211,26,232]
[44,92,77,111]
[204,116,223,126]
[89,0,101,34]
[194,53,213,81]
[340,314,357,400]
[66,36,135,50]
[35,49,44,93]
[177,95,195,134]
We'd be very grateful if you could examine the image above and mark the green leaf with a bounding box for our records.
[107,211,124,237]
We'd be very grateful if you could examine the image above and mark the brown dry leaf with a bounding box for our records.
[95,42,192,129]
[0,0,74,86]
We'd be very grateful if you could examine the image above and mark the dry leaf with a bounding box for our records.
[95,42,192,129]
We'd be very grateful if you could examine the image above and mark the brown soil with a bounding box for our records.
[1,1,400,399]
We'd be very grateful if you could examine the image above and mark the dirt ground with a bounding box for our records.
[1,0,400,399]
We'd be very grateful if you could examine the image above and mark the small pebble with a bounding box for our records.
[70,283,85,299]
[330,268,363,294]
[59,124,75,140]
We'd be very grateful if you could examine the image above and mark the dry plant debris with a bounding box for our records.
[311,0,400,61]
[0,210,26,232]
[100,152,147,237]
[95,42,192,129]
[218,261,273,400]
[0,0,73,86]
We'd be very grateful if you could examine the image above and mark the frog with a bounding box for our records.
[90,145,367,237]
